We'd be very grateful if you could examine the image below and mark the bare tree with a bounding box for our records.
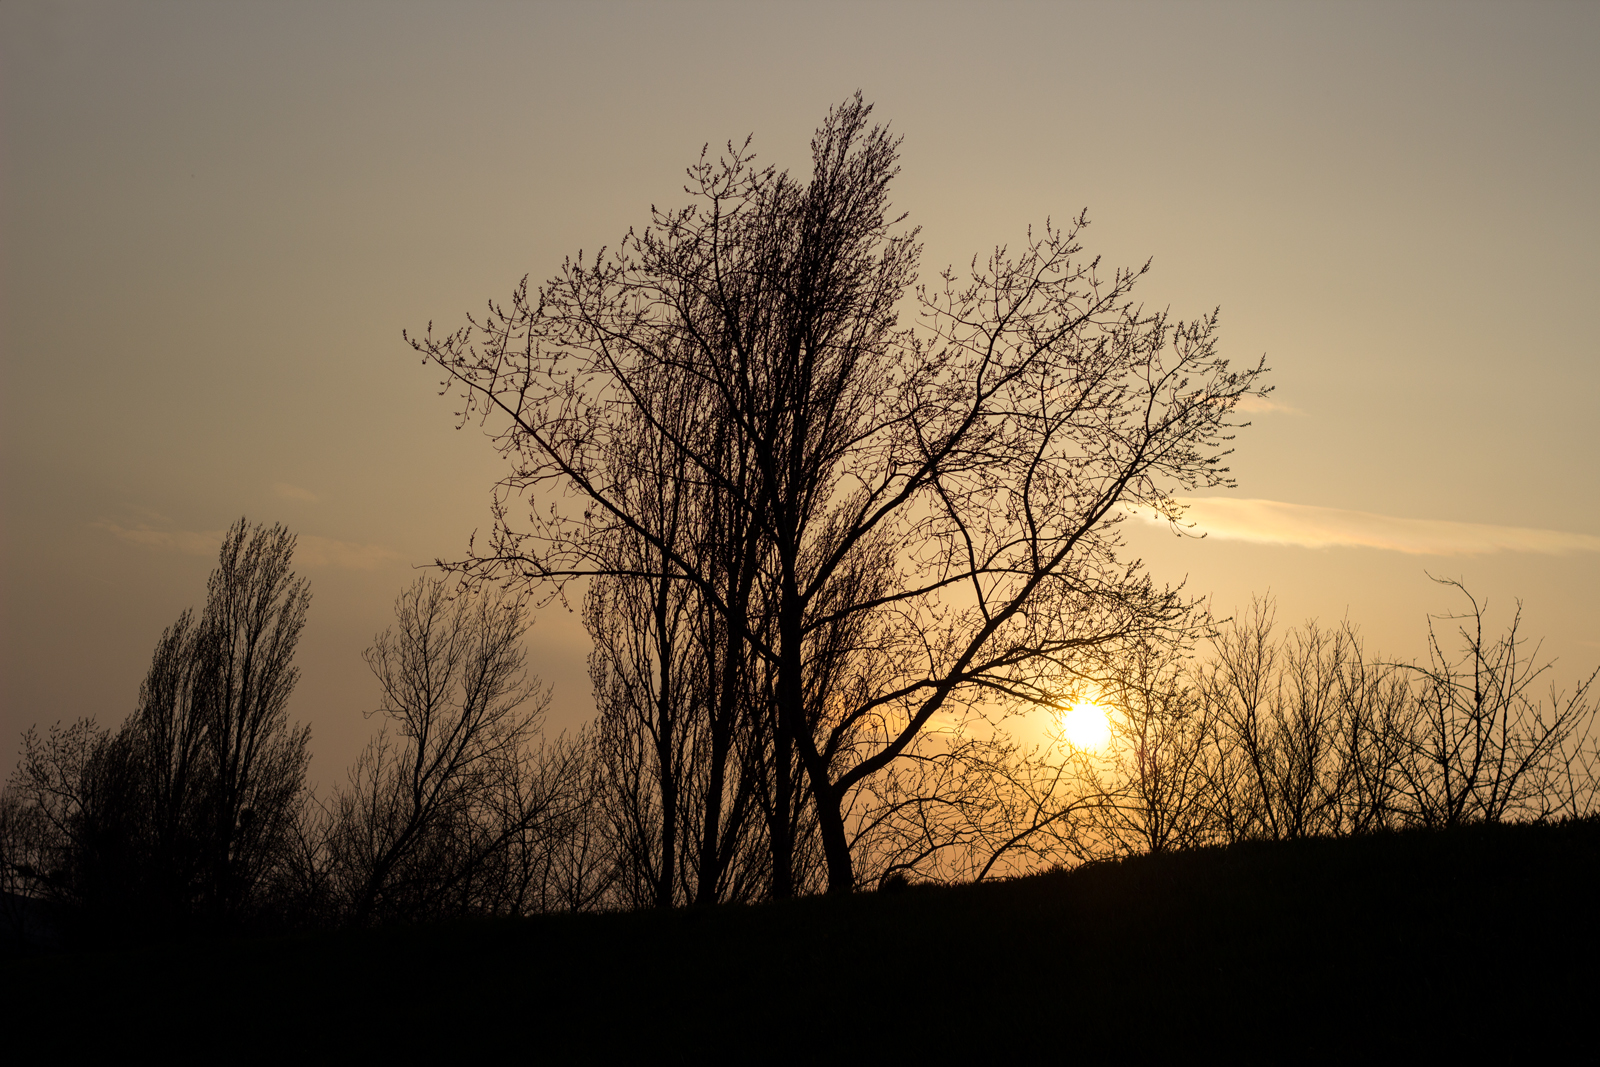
[409,93,1268,894]
[1,518,312,931]
[1194,599,1410,843]
[854,722,1103,887]
[1386,578,1599,827]
[520,728,617,914]
[1324,636,1414,836]
[583,407,770,907]
[0,786,54,947]
[123,609,211,918]
[190,519,313,917]
[3,720,123,925]
[1144,585,1600,847]
[589,568,771,907]
[326,577,577,924]
[1088,637,1223,856]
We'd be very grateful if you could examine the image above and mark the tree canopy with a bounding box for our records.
[413,93,1268,895]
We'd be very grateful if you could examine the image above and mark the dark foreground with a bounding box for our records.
[5,820,1596,1058]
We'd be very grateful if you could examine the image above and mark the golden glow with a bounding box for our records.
[1058,702,1112,751]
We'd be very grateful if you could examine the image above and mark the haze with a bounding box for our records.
[3,0,1596,782]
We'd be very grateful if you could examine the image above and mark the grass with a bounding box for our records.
[5,819,1596,1058]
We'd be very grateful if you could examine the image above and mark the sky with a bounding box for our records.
[3,0,1597,785]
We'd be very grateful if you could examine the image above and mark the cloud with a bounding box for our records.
[293,535,403,570]
[1233,395,1302,415]
[273,482,319,502]
[95,520,402,570]
[95,521,223,556]
[1134,498,1600,557]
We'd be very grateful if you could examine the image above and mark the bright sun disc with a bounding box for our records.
[1059,703,1111,751]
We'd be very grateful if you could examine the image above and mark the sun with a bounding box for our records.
[1058,702,1112,751]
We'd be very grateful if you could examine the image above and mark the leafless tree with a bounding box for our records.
[1086,637,1224,856]
[1135,585,1600,847]
[325,577,585,924]
[185,519,313,916]
[1,518,312,930]
[584,407,770,907]
[409,93,1268,894]
[1385,578,1599,827]
[0,787,51,946]
[854,721,1103,887]
[3,720,122,922]
[520,729,617,913]
[1324,637,1414,836]
[1196,601,1374,841]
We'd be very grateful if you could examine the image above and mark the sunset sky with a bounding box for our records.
[3,1,1596,783]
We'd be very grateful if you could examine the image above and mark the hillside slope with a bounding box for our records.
[5,820,1596,1057]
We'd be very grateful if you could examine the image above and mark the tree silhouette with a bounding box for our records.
[1096,590,1600,854]
[1388,578,1599,826]
[583,384,771,907]
[323,577,583,925]
[190,519,312,917]
[3,518,312,933]
[410,93,1269,894]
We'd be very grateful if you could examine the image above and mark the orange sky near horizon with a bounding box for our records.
[3,1,1596,783]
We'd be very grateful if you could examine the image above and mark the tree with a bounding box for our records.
[582,379,771,907]
[588,562,771,908]
[1197,601,1370,841]
[409,93,1268,894]
[854,725,1101,886]
[1,518,312,932]
[1087,636,1223,856]
[324,577,582,924]
[1386,578,1599,826]
[188,518,313,916]
[1135,585,1598,847]
[4,718,130,929]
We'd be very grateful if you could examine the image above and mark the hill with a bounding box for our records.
[5,819,1596,1057]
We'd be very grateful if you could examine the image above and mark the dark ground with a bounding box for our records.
[5,820,1596,1059]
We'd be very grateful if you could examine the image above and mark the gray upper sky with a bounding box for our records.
[3,0,1596,782]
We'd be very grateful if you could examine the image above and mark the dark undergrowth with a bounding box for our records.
[5,819,1596,1059]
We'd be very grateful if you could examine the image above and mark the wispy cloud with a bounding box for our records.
[273,482,319,502]
[95,520,223,557]
[95,519,402,570]
[1134,498,1600,557]
[294,535,402,570]
[1233,395,1302,415]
